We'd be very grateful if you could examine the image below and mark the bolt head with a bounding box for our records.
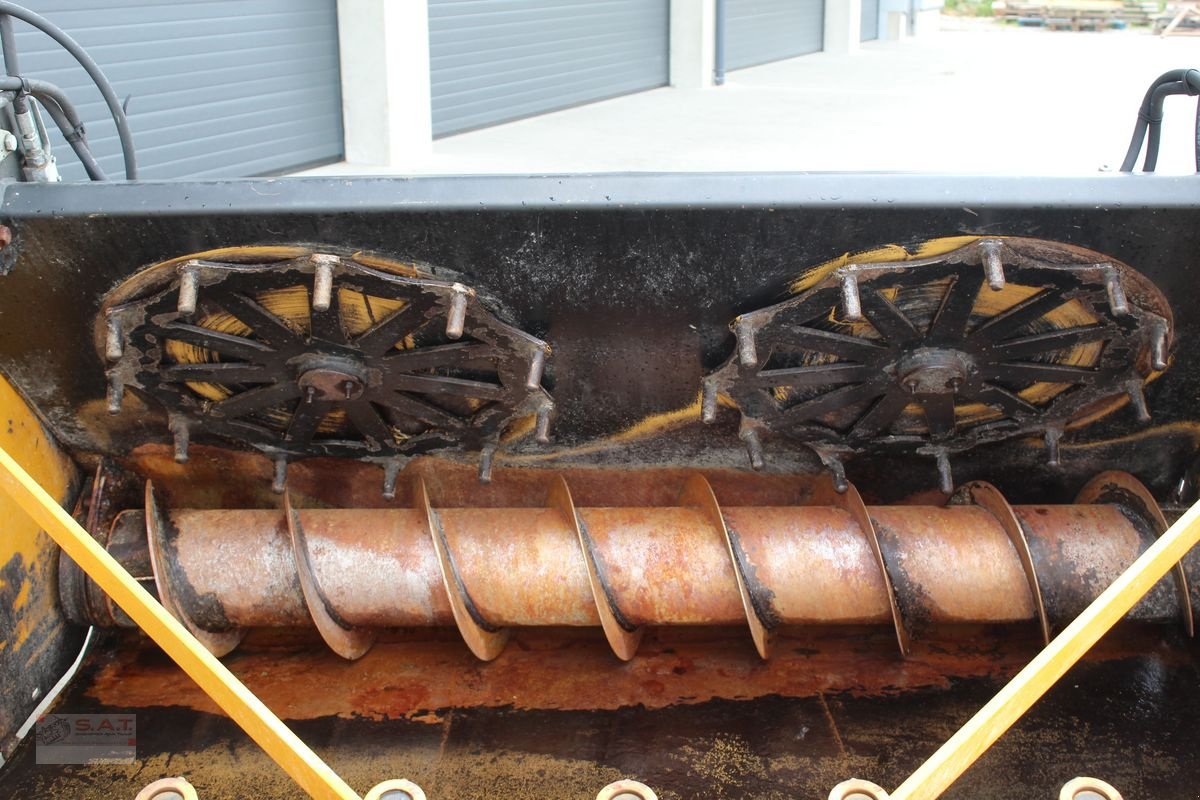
[896,348,973,395]
[298,367,365,401]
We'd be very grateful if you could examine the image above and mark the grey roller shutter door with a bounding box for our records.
[430,0,670,138]
[725,0,824,71]
[10,1,342,181]
[861,0,880,40]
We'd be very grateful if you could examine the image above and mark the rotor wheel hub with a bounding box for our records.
[897,348,972,395]
[298,367,367,403]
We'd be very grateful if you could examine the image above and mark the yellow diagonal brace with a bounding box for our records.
[0,445,360,800]
[890,494,1200,800]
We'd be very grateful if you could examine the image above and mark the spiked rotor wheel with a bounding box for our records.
[102,251,552,485]
[703,237,1172,484]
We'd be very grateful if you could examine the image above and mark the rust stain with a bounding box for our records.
[122,446,827,511]
[82,625,1177,723]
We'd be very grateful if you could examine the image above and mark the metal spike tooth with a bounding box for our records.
[104,315,124,361]
[839,268,863,321]
[734,317,758,368]
[1151,321,1169,371]
[170,418,190,464]
[1103,266,1129,316]
[935,451,953,495]
[1127,379,1150,422]
[381,459,402,500]
[535,402,553,444]
[446,286,469,340]
[272,457,288,494]
[980,240,1006,291]
[311,254,337,312]
[177,267,199,316]
[106,373,124,415]
[740,425,765,471]
[1044,427,1063,467]
[700,377,719,424]
[478,444,496,483]
[820,450,849,493]
[525,348,546,391]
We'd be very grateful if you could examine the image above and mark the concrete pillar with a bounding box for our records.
[337,0,432,166]
[670,0,716,89]
[823,0,863,55]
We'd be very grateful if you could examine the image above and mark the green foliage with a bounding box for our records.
[943,0,995,15]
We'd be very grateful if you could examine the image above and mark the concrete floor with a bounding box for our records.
[303,20,1200,177]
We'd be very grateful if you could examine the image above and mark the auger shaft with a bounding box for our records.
[63,472,1197,662]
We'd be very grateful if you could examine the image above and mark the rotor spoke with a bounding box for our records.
[309,285,346,344]
[781,381,885,422]
[383,342,496,373]
[919,392,957,438]
[971,287,1067,344]
[160,323,274,361]
[374,391,466,429]
[751,362,876,388]
[928,273,983,340]
[769,325,889,361]
[284,400,332,445]
[990,325,1111,359]
[848,386,913,438]
[160,362,276,384]
[390,373,505,401]
[970,383,1040,418]
[211,382,301,419]
[343,401,396,447]
[980,362,1097,385]
[355,295,439,356]
[215,292,300,347]
[861,290,919,344]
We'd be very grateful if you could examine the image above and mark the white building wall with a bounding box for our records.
[335,0,926,165]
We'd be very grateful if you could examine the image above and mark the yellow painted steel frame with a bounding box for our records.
[0,443,361,800]
[0,377,73,657]
[886,495,1200,800]
[0,374,76,760]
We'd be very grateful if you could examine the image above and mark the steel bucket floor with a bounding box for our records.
[2,625,1198,799]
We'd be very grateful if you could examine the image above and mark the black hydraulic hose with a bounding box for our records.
[1120,68,1192,172]
[32,95,104,180]
[0,13,24,115]
[1143,80,1195,173]
[0,11,105,179]
[0,13,15,72]
[31,95,104,179]
[1187,69,1200,172]
[0,1,135,179]
[0,76,105,179]
[1120,117,1148,172]
[1147,69,1200,173]
[0,77,78,125]
[42,101,104,180]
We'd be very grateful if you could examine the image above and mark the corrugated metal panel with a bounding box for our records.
[861,0,880,40]
[429,0,669,138]
[9,0,342,181]
[725,0,824,70]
